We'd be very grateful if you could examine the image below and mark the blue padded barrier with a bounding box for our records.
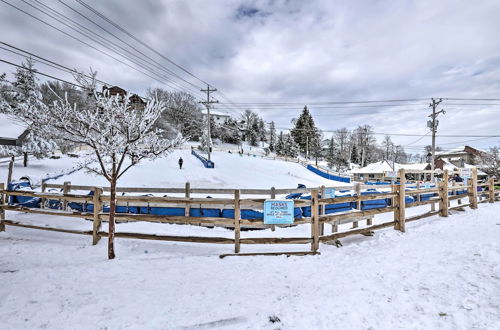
[149,207,185,216]
[222,207,302,220]
[306,165,350,183]
[191,150,215,168]
[189,208,221,217]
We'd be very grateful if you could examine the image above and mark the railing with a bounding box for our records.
[191,149,215,168]
[1,169,498,258]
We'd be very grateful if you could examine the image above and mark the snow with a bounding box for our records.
[0,113,27,139]
[1,202,499,328]
[0,154,84,186]
[44,149,347,189]
[350,160,396,174]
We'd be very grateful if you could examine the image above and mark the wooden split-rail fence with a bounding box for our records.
[0,168,499,257]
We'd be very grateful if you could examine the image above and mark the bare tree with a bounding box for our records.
[482,146,500,178]
[17,72,181,259]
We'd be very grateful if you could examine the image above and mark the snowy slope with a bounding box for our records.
[1,202,499,329]
[44,149,346,189]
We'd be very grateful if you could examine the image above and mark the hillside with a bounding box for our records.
[41,149,346,189]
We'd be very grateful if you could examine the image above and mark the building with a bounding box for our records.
[0,113,29,148]
[201,110,230,125]
[350,160,430,181]
[434,145,484,167]
[102,86,147,111]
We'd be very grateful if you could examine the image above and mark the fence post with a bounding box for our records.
[470,168,478,209]
[394,169,406,232]
[270,187,276,232]
[7,157,14,184]
[92,187,103,245]
[489,177,495,203]
[439,170,449,217]
[320,185,325,234]
[311,189,320,252]
[234,190,241,253]
[41,181,47,209]
[0,183,5,232]
[416,180,421,203]
[62,181,71,210]
[184,182,191,217]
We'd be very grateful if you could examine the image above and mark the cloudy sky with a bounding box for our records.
[1,0,499,154]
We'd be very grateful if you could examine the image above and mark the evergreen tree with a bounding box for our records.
[326,137,337,169]
[268,121,276,152]
[275,131,285,156]
[285,134,299,158]
[290,106,320,156]
[8,58,56,166]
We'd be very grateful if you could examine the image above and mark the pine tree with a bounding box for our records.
[268,121,276,152]
[326,137,337,169]
[8,58,56,166]
[276,131,285,156]
[290,106,320,156]
[285,134,299,158]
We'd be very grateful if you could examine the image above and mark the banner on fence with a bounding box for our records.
[264,200,295,224]
[324,188,336,198]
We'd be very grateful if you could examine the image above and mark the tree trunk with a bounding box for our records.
[108,178,117,259]
[7,156,14,184]
[23,152,28,167]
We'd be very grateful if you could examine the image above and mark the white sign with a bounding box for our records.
[385,171,397,178]
[264,200,295,225]
[460,168,472,177]
[324,188,336,199]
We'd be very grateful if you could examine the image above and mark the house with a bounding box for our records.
[350,160,430,181]
[350,160,397,181]
[0,113,29,148]
[201,110,230,125]
[102,86,146,111]
[434,145,485,166]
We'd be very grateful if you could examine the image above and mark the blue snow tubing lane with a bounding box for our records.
[306,165,350,183]
[191,150,215,168]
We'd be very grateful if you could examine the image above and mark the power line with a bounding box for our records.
[52,0,205,95]
[0,57,83,88]
[19,0,201,96]
[76,0,211,87]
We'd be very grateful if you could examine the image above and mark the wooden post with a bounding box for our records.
[62,181,71,210]
[395,169,406,232]
[489,177,495,203]
[311,189,320,252]
[41,182,47,209]
[234,190,241,253]
[439,170,449,217]
[416,181,421,203]
[470,168,478,209]
[353,183,361,229]
[92,187,103,245]
[7,156,14,184]
[392,183,398,228]
[320,185,325,235]
[184,182,191,216]
[270,187,276,232]
[0,183,5,232]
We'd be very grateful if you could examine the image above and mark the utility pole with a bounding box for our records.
[200,84,218,161]
[428,98,445,210]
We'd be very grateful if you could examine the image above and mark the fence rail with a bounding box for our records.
[1,168,499,257]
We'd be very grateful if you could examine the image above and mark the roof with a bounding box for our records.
[398,163,429,171]
[201,110,230,117]
[350,160,396,174]
[436,145,486,156]
[0,113,28,139]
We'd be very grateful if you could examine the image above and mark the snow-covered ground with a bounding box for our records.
[1,203,499,329]
[0,154,84,186]
[43,149,346,189]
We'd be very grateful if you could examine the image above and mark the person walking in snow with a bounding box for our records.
[178,157,183,169]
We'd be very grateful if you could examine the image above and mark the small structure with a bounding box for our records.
[0,113,28,148]
[435,145,485,166]
[201,110,230,125]
[102,86,146,111]
[350,160,396,181]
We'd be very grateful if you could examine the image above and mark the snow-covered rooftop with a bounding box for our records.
[350,160,396,174]
[201,110,230,117]
[0,113,28,139]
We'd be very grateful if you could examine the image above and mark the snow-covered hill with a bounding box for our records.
[42,149,346,189]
